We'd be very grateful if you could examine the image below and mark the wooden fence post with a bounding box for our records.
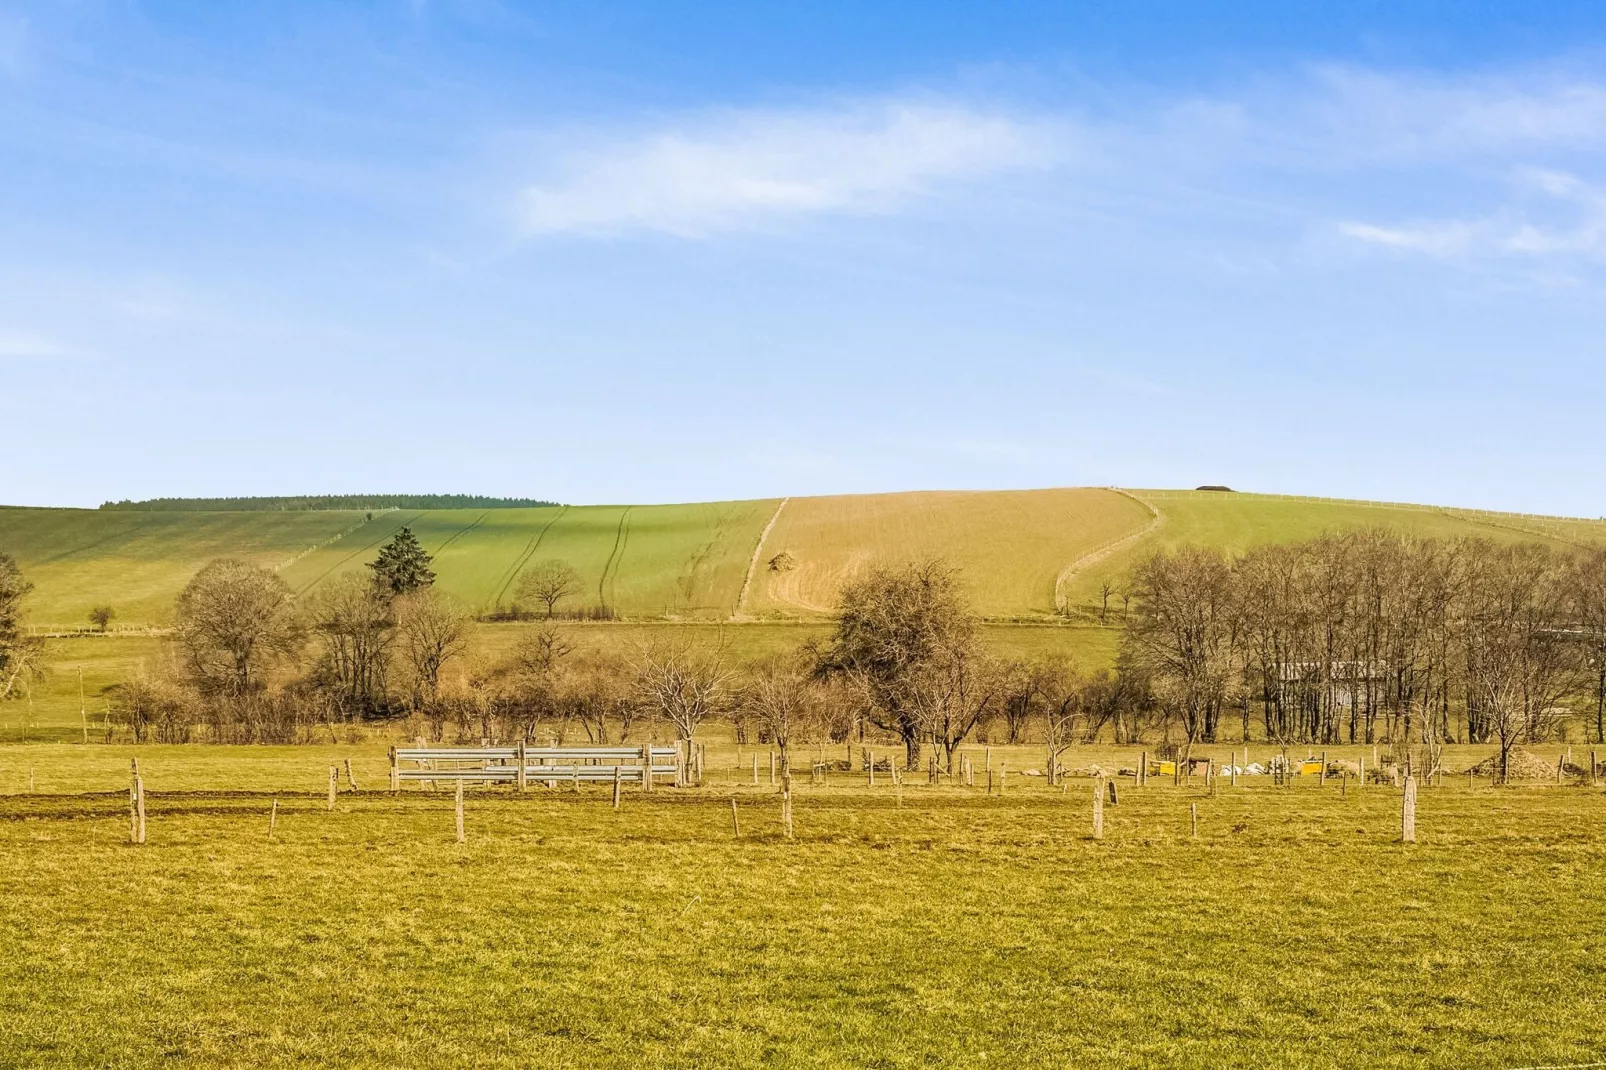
[455,778,465,843]
[1139,751,1147,787]
[328,766,337,810]
[642,743,654,793]
[1190,803,1198,840]
[730,798,740,838]
[389,746,399,792]
[752,754,759,786]
[1092,778,1104,840]
[769,750,776,787]
[867,748,875,788]
[516,740,527,792]
[613,764,622,809]
[344,759,359,791]
[1557,753,1565,786]
[269,797,277,839]
[1402,775,1417,844]
[135,777,146,845]
[1320,751,1327,785]
[999,761,1007,795]
[781,773,794,840]
[1593,749,1600,787]
[128,776,140,845]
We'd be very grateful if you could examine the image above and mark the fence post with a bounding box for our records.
[752,754,759,786]
[1320,751,1327,786]
[135,777,146,844]
[769,750,776,787]
[129,776,140,845]
[730,797,740,837]
[344,758,359,791]
[999,761,1007,795]
[455,778,465,843]
[1593,749,1600,787]
[1139,751,1147,788]
[1402,775,1417,844]
[328,766,338,810]
[781,772,794,840]
[389,746,399,792]
[1092,778,1104,840]
[269,798,277,839]
[613,764,622,809]
[867,748,875,788]
[516,740,527,792]
[642,743,654,793]
[1190,803,1198,840]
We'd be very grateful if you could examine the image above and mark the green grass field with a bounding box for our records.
[0,744,1601,1069]
[7,489,1604,631]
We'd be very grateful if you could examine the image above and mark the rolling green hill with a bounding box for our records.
[3,488,1603,630]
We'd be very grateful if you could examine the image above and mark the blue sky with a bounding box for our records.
[3,2,1605,514]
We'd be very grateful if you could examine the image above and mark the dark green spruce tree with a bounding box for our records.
[369,528,435,597]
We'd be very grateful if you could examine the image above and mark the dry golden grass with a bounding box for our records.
[747,488,1152,617]
[0,742,1601,1068]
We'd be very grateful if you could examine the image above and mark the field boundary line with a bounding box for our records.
[733,498,789,619]
[291,510,427,597]
[273,512,387,573]
[1052,489,1164,613]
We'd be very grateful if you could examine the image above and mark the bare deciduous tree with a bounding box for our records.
[0,553,42,702]
[820,559,975,767]
[910,642,1001,773]
[738,652,820,775]
[396,588,470,706]
[637,640,730,741]
[175,559,302,697]
[306,573,394,716]
[516,559,583,618]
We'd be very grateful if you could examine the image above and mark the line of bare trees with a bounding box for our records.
[1122,531,1606,776]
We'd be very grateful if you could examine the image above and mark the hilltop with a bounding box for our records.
[2,488,1603,630]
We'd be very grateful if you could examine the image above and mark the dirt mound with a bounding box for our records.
[1464,747,1558,780]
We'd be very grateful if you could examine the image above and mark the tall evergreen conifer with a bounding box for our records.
[369,528,435,596]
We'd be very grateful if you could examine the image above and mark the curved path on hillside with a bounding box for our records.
[733,497,789,618]
[1052,488,1165,612]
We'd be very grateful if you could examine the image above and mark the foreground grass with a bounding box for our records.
[1,763,1602,1068]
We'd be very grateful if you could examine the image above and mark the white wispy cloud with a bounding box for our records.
[518,100,1060,237]
[1338,168,1606,263]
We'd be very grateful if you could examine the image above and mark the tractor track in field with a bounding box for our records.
[598,507,633,610]
[1051,489,1165,612]
[490,506,569,610]
[292,510,428,597]
[733,497,789,618]
[431,511,489,556]
[29,515,164,565]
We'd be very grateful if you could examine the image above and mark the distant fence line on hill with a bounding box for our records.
[98,495,562,512]
[1125,489,1606,529]
[26,625,173,639]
